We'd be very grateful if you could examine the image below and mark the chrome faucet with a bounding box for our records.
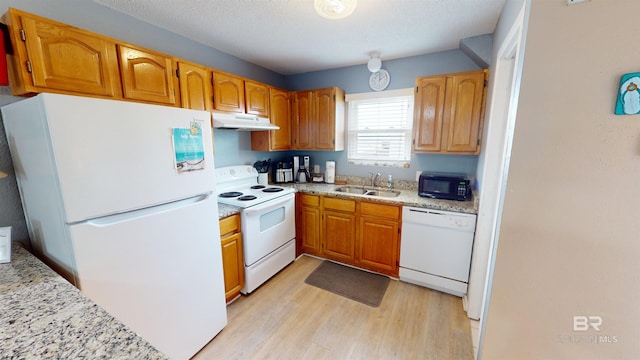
[369,172,381,187]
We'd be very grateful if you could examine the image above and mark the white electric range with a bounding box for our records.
[215,165,296,294]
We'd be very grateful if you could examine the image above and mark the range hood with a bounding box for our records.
[212,112,279,131]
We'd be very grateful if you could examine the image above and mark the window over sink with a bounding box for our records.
[346,88,414,167]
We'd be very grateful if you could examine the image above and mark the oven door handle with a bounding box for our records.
[241,192,295,216]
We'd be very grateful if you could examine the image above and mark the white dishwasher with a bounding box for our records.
[399,206,477,297]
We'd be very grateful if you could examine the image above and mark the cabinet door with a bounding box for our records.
[118,45,177,105]
[221,232,244,303]
[413,76,446,152]
[314,88,336,150]
[177,61,212,111]
[323,197,356,263]
[269,88,292,150]
[442,71,486,153]
[300,204,321,255]
[245,80,270,117]
[357,216,399,276]
[212,72,245,113]
[250,87,291,151]
[323,211,356,263]
[15,10,121,97]
[293,91,314,149]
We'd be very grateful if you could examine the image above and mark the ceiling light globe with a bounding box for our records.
[314,0,357,20]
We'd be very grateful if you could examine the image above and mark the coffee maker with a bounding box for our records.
[293,155,311,183]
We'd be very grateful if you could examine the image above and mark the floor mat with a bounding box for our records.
[304,260,390,307]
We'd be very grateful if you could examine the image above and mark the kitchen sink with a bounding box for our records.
[366,190,401,198]
[334,186,368,195]
[334,186,401,198]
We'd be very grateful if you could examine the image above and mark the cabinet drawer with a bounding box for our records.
[323,197,356,212]
[300,194,320,207]
[219,214,240,236]
[360,201,400,220]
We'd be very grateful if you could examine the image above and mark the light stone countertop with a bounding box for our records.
[287,182,478,214]
[218,203,242,219]
[216,181,477,219]
[0,244,168,360]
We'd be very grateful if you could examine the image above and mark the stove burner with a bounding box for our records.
[250,185,266,189]
[238,195,257,201]
[219,191,243,198]
[263,187,284,193]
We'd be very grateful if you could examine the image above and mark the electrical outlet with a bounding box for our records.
[567,0,590,5]
[416,170,421,181]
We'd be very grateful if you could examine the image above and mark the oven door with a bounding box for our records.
[240,192,295,266]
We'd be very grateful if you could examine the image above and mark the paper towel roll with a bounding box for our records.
[325,161,335,184]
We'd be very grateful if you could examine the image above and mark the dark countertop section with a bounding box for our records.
[0,245,168,359]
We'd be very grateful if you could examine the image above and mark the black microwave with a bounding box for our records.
[418,172,472,201]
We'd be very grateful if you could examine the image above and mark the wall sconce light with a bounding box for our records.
[367,53,382,73]
[0,171,7,179]
[314,0,357,20]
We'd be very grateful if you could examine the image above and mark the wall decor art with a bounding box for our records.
[615,72,640,115]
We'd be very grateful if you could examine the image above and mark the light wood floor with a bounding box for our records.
[193,255,473,360]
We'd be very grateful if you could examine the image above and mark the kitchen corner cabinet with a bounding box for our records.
[4,8,122,98]
[292,87,345,151]
[251,87,292,151]
[297,193,321,256]
[118,44,178,106]
[356,201,401,276]
[177,61,213,111]
[413,69,487,154]
[219,214,245,303]
[322,197,357,263]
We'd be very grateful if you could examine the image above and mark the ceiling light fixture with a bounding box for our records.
[314,0,357,20]
[367,53,382,73]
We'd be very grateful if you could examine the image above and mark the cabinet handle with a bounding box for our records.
[19,28,26,41]
[25,60,32,73]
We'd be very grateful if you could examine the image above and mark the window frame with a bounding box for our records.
[345,88,414,167]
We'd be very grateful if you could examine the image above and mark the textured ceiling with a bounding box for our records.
[91,0,505,75]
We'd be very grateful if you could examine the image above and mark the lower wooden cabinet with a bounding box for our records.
[357,201,401,276]
[219,214,244,303]
[295,193,401,277]
[322,197,357,264]
[298,193,321,256]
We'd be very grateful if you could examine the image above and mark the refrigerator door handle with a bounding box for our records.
[79,193,214,226]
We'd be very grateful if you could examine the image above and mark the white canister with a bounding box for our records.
[258,173,268,185]
[325,161,336,184]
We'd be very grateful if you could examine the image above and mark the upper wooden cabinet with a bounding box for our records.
[212,72,270,117]
[292,87,345,151]
[251,87,292,151]
[212,71,244,113]
[244,80,270,117]
[5,8,122,98]
[118,44,178,106]
[177,61,213,111]
[413,69,487,154]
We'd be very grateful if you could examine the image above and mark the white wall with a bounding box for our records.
[481,1,640,358]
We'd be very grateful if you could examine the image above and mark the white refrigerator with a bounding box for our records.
[2,93,227,359]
